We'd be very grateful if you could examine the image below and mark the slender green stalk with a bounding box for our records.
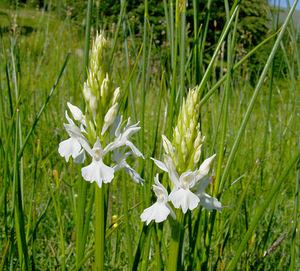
[199,29,280,107]
[122,0,137,122]
[95,185,105,271]
[226,151,300,271]
[76,0,92,267]
[13,110,30,270]
[49,180,66,271]
[141,0,149,153]
[214,0,238,195]
[290,145,299,270]
[195,2,239,96]
[17,55,69,160]
[140,227,152,271]
[121,177,133,269]
[219,0,299,192]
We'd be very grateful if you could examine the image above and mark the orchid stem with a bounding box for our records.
[167,211,183,271]
[95,185,105,271]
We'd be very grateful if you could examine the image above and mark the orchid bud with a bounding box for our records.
[101,103,118,135]
[100,73,109,97]
[112,87,121,104]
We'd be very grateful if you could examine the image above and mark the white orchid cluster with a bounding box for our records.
[58,103,144,187]
[140,136,221,225]
[58,32,143,188]
[141,88,221,225]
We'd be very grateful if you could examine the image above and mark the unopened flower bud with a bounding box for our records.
[67,102,86,126]
[162,135,174,156]
[101,103,118,135]
[112,87,121,104]
[83,82,92,101]
[181,140,187,158]
[194,132,203,148]
[89,95,98,116]
[100,73,109,97]
[174,127,181,146]
[193,145,202,165]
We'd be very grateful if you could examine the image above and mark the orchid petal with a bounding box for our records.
[65,111,75,125]
[140,202,170,225]
[151,158,168,172]
[179,171,197,189]
[123,163,144,184]
[126,141,144,158]
[169,188,200,214]
[58,137,81,162]
[199,193,222,211]
[81,159,114,187]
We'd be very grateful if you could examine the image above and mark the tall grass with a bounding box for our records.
[0,0,299,270]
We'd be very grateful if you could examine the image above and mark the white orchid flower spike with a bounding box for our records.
[140,174,175,225]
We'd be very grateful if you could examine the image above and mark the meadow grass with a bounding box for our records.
[0,1,299,270]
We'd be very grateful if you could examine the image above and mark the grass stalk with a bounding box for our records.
[49,180,66,271]
[290,147,299,270]
[13,110,30,270]
[219,0,299,192]
[76,0,92,267]
[121,177,133,269]
[226,151,300,271]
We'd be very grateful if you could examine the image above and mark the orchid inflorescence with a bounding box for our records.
[58,32,144,188]
[141,87,222,225]
[140,135,221,225]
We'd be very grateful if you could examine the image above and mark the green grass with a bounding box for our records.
[0,1,299,270]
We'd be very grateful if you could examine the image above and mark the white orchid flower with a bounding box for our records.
[140,174,175,225]
[81,138,114,187]
[64,117,143,188]
[152,153,220,213]
[59,103,144,188]
[112,151,144,184]
[169,171,200,213]
[58,111,86,163]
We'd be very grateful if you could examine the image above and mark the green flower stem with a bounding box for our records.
[167,211,183,271]
[95,185,105,271]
